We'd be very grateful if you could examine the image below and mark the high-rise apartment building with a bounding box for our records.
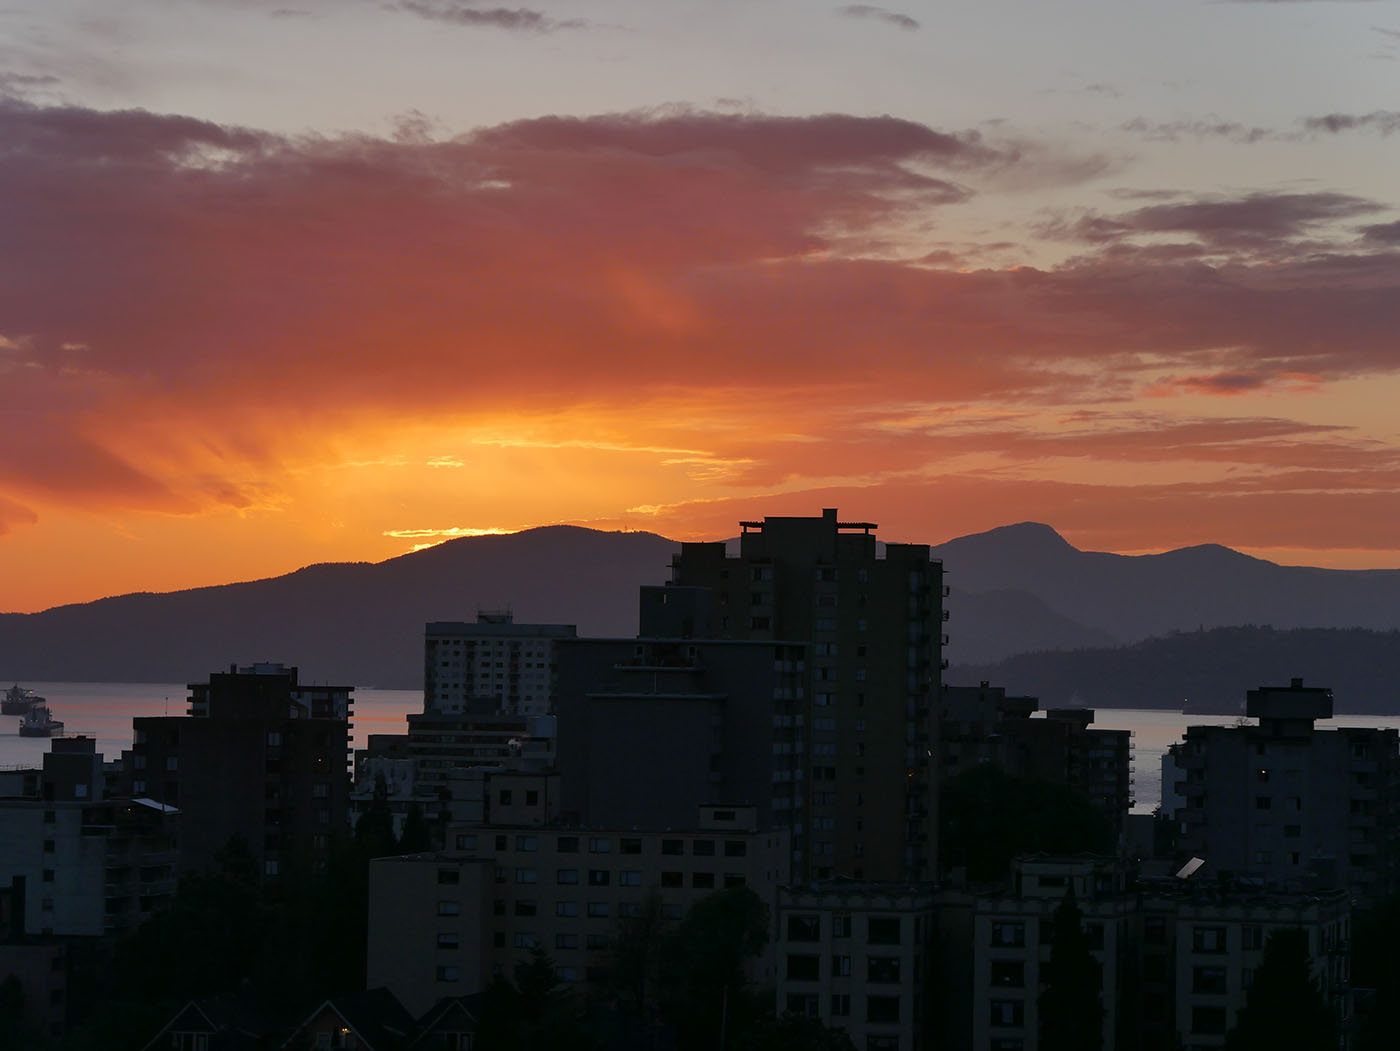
[663,509,945,882]
[1166,678,1400,903]
[424,613,575,716]
[131,663,352,885]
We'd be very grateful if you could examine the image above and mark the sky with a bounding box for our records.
[2,0,1400,613]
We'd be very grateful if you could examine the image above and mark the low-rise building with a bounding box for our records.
[366,804,788,1017]
[774,882,939,1051]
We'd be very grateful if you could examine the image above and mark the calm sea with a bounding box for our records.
[5,683,1400,814]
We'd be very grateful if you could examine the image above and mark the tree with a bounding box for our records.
[731,1011,858,1051]
[661,887,770,1051]
[1224,927,1337,1051]
[940,764,1114,881]
[397,802,432,853]
[1038,886,1103,1051]
[603,890,671,1017]
[353,772,398,858]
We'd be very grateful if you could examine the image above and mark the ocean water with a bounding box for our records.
[5,683,1400,813]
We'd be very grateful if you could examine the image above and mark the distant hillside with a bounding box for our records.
[949,625,1400,715]
[0,527,678,688]
[931,522,1400,643]
[4,520,1400,690]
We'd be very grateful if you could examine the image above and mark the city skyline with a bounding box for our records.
[3,0,1400,612]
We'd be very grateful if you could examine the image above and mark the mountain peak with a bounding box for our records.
[947,521,1078,554]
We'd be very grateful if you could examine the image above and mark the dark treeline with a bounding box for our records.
[951,625,1400,714]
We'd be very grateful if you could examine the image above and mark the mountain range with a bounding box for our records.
[3,522,1400,701]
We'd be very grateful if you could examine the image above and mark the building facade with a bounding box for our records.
[1166,678,1400,902]
[366,804,788,1017]
[130,663,351,884]
[663,509,945,883]
[425,613,576,717]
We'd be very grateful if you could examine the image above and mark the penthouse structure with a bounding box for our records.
[1166,678,1400,902]
[662,509,945,883]
[130,663,351,885]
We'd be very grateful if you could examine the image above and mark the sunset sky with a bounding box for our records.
[3,0,1400,613]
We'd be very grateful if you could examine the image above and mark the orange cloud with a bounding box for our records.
[3,97,1400,609]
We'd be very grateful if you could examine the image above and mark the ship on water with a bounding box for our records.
[2,684,42,716]
[18,703,64,737]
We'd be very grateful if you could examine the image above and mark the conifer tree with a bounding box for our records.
[1224,927,1337,1051]
[1037,885,1103,1051]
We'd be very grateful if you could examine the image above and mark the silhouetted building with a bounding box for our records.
[942,683,1135,841]
[0,736,176,939]
[660,509,945,883]
[130,663,351,885]
[366,804,788,1015]
[1165,678,1400,902]
[555,635,805,835]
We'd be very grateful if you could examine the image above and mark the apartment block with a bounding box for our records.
[970,855,1132,1051]
[774,883,938,1051]
[425,613,576,716]
[1137,885,1350,1051]
[131,663,351,884]
[1166,678,1400,902]
[0,737,176,939]
[555,634,806,836]
[663,509,945,883]
[366,804,789,1017]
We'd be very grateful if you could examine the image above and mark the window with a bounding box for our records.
[692,872,715,889]
[990,1000,1025,1027]
[456,834,477,851]
[436,965,460,982]
[556,932,578,949]
[587,933,610,950]
[833,914,852,938]
[516,868,537,884]
[516,835,537,852]
[866,996,900,1024]
[588,869,610,887]
[526,790,539,806]
[1192,966,1227,994]
[724,874,746,889]
[786,993,820,1017]
[786,954,820,981]
[1192,1006,1227,1035]
[513,932,537,949]
[831,954,852,976]
[661,871,683,888]
[619,870,642,886]
[556,901,579,917]
[587,902,610,918]
[1192,927,1226,953]
[661,839,683,855]
[557,836,579,853]
[1256,796,1272,810]
[437,932,459,949]
[499,789,512,805]
[437,901,461,916]
[991,922,1025,947]
[1242,925,1264,950]
[868,956,901,983]
[514,901,537,917]
[620,837,642,855]
[831,993,851,1016]
[867,917,901,945]
[991,961,1024,987]
[787,914,821,941]
[692,839,715,856]
[724,841,747,857]
[557,868,579,885]
[588,837,612,854]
